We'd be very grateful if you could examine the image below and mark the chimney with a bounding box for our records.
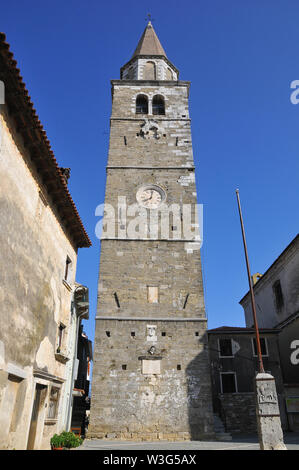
[60,167,71,185]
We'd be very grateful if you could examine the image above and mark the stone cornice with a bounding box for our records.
[106,166,195,170]
[111,79,190,89]
[96,316,207,322]
[110,117,191,122]
[100,238,201,243]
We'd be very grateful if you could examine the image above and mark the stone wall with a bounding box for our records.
[89,76,215,439]
[219,393,257,434]
[97,240,205,319]
[89,319,214,440]
[111,82,190,122]
[0,107,78,449]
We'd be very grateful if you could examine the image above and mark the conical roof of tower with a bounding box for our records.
[132,21,167,58]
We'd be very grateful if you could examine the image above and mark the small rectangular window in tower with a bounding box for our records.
[177,364,181,371]
[148,286,158,303]
[273,280,284,311]
[122,365,127,370]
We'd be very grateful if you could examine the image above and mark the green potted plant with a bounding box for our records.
[50,431,83,450]
[50,433,64,450]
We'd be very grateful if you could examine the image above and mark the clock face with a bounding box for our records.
[136,185,165,209]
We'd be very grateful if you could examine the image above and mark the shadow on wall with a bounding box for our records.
[185,335,214,440]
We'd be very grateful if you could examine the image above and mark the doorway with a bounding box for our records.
[27,383,47,450]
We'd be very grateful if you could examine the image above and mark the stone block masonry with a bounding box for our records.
[88,22,215,441]
[88,319,214,440]
[219,393,257,434]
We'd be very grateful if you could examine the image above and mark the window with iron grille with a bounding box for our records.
[136,95,148,114]
[152,95,165,115]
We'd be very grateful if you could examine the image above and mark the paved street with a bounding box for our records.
[78,433,299,450]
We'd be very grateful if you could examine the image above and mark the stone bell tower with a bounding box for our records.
[88,21,214,440]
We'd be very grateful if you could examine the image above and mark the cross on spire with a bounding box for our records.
[145,13,155,23]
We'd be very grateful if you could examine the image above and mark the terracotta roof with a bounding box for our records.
[132,21,166,58]
[0,33,91,248]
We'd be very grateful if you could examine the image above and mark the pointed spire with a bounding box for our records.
[132,21,167,58]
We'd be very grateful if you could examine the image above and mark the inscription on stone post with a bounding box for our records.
[257,380,279,416]
[255,373,287,450]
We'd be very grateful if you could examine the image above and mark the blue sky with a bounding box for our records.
[2,0,299,343]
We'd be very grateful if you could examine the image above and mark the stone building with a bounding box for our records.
[275,312,299,431]
[240,234,299,329]
[240,233,299,431]
[207,326,287,434]
[88,21,215,441]
[207,234,299,434]
[0,33,91,449]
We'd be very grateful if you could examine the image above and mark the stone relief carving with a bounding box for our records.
[148,345,157,355]
[258,383,278,405]
[139,119,165,140]
[146,325,157,342]
[256,376,280,417]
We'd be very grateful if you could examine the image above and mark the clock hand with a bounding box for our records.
[142,191,154,202]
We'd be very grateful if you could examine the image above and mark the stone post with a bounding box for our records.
[255,373,287,450]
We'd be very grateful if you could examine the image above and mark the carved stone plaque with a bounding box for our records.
[256,374,279,416]
[142,359,161,375]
